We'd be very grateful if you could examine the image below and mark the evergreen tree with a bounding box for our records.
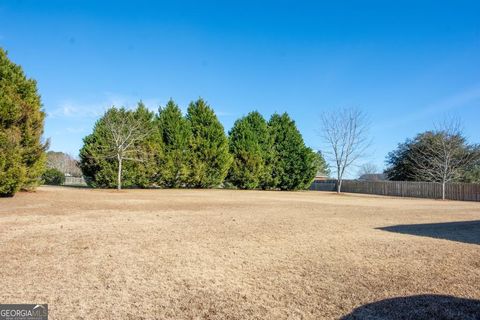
[155,99,191,187]
[79,102,159,189]
[385,126,479,199]
[462,161,480,183]
[313,151,330,177]
[131,102,163,187]
[385,132,447,181]
[268,113,316,190]
[186,98,232,188]
[385,131,479,182]
[0,48,47,197]
[228,111,273,189]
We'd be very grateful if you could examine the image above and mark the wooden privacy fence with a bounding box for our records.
[310,180,480,202]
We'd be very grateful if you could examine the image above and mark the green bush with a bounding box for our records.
[42,168,65,185]
[0,48,47,197]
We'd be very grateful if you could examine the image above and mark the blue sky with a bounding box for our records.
[1,0,479,175]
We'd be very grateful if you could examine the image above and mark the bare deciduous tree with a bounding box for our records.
[100,108,151,190]
[320,108,370,192]
[357,163,380,180]
[409,119,479,200]
[46,151,82,177]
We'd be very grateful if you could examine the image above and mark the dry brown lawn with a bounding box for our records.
[1,186,479,319]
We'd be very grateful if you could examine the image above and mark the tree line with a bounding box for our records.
[0,48,326,196]
[78,99,326,190]
[2,46,479,199]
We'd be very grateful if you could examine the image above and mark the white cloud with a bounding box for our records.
[422,84,480,113]
[376,84,480,131]
[48,101,106,119]
[47,93,235,120]
[47,93,166,119]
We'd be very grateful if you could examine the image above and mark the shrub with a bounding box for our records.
[42,168,65,185]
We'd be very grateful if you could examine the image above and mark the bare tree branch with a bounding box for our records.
[320,108,371,192]
[96,107,152,190]
[357,163,379,180]
[408,117,479,200]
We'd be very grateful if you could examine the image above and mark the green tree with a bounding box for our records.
[385,125,479,199]
[79,102,159,189]
[268,113,317,190]
[228,111,273,189]
[462,161,480,183]
[154,99,191,187]
[0,48,47,197]
[186,98,232,188]
[384,133,435,181]
[0,132,25,196]
[385,130,478,184]
[313,151,330,177]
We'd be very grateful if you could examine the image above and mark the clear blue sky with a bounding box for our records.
[1,0,479,175]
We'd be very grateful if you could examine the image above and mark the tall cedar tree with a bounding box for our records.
[228,111,273,189]
[79,103,160,188]
[313,151,330,177]
[268,113,317,190]
[0,48,47,197]
[186,98,232,188]
[155,99,191,187]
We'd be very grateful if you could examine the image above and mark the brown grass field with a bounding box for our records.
[1,186,480,319]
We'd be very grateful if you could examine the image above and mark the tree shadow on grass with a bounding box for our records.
[341,295,480,320]
[376,220,480,245]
